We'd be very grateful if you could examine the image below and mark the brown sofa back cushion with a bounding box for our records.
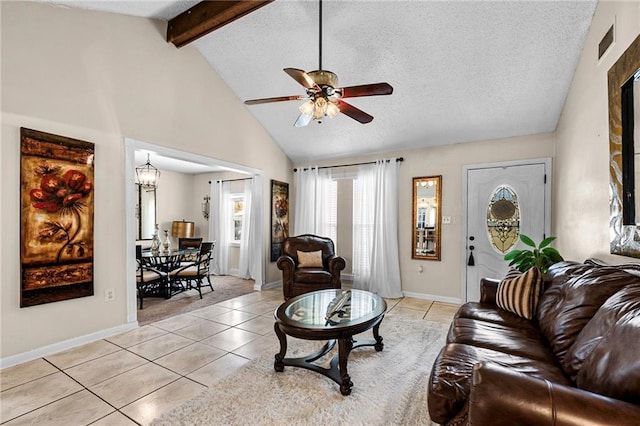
[564,284,640,382]
[577,309,640,405]
[536,264,638,370]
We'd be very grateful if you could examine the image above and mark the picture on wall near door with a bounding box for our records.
[270,180,289,262]
[20,128,95,307]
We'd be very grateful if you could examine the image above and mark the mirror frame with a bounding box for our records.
[136,184,157,240]
[412,175,442,261]
[609,34,640,257]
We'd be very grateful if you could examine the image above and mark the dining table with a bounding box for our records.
[141,249,197,298]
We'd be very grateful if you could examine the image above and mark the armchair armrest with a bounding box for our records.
[277,255,295,273]
[469,362,640,426]
[479,278,500,305]
[328,255,346,275]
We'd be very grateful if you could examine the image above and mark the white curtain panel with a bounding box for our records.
[353,159,402,298]
[238,176,263,281]
[293,167,336,241]
[293,167,317,236]
[237,178,253,279]
[248,174,263,284]
[212,181,232,275]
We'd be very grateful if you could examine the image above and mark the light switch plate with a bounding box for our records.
[442,216,452,224]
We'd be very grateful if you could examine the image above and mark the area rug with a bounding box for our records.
[152,316,448,425]
[137,276,256,325]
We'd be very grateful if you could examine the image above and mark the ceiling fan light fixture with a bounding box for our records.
[326,101,340,118]
[299,99,315,116]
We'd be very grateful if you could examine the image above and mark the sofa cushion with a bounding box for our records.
[455,302,535,330]
[293,268,332,284]
[446,318,557,363]
[496,267,541,319]
[577,312,640,405]
[297,250,323,268]
[536,266,639,368]
[564,284,640,382]
[427,343,570,425]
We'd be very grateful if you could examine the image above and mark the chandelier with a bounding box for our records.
[135,154,160,188]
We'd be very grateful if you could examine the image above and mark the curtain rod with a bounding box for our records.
[209,177,253,184]
[293,157,403,172]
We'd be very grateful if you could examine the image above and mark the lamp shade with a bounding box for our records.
[171,220,195,238]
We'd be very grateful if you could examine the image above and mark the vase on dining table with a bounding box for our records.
[150,224,161,254]
[162,229,171,253]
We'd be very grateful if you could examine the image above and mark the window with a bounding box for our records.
[486,185,520,253]
[231,194,244,243]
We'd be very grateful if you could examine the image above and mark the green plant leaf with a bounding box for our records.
[520,234,536,248]
[543,247,564,262]
[504,250,523,261]
[539,236,556,249]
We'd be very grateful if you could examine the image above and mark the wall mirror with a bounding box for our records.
[412,176,442,260]
[609,34,640,257]
[136,184,156,240]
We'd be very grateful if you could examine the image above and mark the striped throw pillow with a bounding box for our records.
[496,267,541,320]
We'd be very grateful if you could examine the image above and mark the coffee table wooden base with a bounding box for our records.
[273,321,384,396]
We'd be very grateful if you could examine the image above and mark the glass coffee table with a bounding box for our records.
[273,289,387,395]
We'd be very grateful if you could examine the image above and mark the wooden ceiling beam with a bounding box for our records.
[167,1,273,48]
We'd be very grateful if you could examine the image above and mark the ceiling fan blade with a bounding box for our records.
[284,68,319,90]
[244,95,305,105]
[294,113,313,127]
[337,100,374,124]
[339,83,393,98]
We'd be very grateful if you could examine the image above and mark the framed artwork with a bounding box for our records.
[20,128,95,307]
[270,180,289,261]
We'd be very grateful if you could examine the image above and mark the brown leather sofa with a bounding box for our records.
[428,260,640,425]
[277,234,346,300]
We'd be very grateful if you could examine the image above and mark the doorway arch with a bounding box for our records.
[124,138,264,324]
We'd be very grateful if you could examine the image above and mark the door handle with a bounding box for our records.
[467,245,475,266]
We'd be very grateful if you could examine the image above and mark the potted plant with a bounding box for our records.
[504,234,564,273]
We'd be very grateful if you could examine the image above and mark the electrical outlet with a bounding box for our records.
[442,216,452,224]
[105,288,115,302]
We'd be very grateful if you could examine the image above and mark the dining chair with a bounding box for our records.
[170,241,214,299]
[135,245,168,309]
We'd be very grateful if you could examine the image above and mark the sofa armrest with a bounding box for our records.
[469,362,640,426]
[479,278,500,305]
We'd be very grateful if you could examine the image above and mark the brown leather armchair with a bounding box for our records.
[277,234,346,300]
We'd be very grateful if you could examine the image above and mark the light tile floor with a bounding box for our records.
[0,287,458,425]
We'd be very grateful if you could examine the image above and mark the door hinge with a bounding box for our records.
[544,174,547,184]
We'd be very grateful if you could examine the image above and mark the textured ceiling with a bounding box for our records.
[43,1,597,164]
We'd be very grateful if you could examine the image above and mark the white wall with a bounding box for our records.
[155,170,196,247]
[0,1,292,362]
[554,1,640,262]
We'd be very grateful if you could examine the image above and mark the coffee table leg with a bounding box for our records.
[372,321,384,352]
[338,338,354,395]
[274,322,287,372]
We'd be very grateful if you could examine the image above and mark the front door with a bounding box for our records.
[464,160,550,302]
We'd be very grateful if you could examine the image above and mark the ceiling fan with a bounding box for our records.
[244,0,393,127]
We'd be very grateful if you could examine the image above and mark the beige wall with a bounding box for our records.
[1,2,292,361]
[554,1,640,263]
[296,132,555,301]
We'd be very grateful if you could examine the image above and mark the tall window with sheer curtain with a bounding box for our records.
[294,167,337,246]
[352,159,402,298]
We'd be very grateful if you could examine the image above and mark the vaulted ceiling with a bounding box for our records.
[44,1,597,163]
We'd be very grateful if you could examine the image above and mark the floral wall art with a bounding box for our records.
[270,180,289,261]
[20,128,95,307]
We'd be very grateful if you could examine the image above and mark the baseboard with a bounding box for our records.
[259,279,281,291]
[402,291,462,305]
[0,321,139,369]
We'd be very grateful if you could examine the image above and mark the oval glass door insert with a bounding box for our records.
[486,185,520,253]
